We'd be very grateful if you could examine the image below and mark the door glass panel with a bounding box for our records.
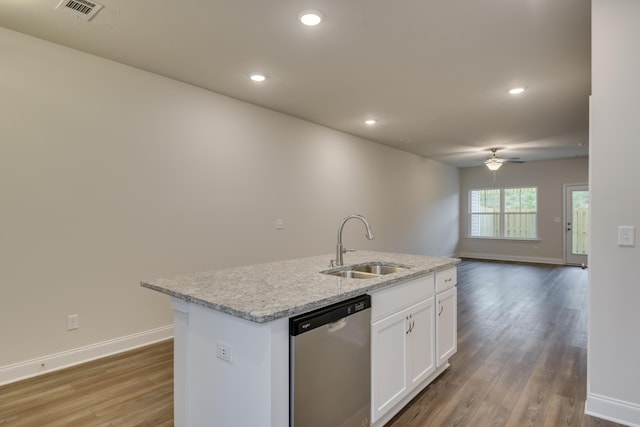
[572,190,589,255]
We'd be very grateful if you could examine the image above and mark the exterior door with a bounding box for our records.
[565,184,589,265]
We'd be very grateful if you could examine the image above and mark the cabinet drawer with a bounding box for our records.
[435,267,457,293]
[371,274,434,322]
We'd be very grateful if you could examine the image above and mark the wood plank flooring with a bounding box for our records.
[0,340,173,426]
[0,260,626,426]
[387,260,622,427]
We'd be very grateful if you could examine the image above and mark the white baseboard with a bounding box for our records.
[0,325,173,387]
[586,393,640,427]
[458,252,565,265]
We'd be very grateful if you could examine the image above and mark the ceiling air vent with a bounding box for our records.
[55,0,104,21]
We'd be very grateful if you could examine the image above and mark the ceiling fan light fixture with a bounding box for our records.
[486,161,502,171]
[508,87,525,95]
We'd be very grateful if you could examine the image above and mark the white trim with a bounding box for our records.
[0,325,173,386]
[586,392,640,427]
[458,252,565,265]
[464,237,541,242]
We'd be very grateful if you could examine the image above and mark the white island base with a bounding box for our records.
[141,252,459,426]
[171,279,456,426]
[172,298,289,427]
[171,298,450,427]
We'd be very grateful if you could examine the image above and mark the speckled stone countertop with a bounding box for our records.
[141,251,460,323]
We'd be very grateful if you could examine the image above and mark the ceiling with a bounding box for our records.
[0,0,591,168]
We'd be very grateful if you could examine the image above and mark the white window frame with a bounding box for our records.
[468,187,538,240]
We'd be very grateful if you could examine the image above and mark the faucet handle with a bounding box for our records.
[329,259,336,267]
[342,248,356,254]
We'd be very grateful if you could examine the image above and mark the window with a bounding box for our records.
[469,187,537,239]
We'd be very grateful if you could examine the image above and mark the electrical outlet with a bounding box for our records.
[216,341,232,363]
[67,314,79,330]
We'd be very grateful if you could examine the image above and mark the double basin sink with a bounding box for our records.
[321,262,410,279]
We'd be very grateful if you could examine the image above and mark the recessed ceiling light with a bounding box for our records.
[249,73,267,82]
[508,87,525,95]
[365,119,376,125]
[299,10,323,26]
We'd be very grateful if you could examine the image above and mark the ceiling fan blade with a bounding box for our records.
[504,159,525,163]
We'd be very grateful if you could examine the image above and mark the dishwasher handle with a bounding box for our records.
[327,317,348,333]
[290,294,371,336]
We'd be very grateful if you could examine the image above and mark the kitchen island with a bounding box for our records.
[142,251,459,427]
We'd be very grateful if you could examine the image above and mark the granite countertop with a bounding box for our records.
[141,251,460,323]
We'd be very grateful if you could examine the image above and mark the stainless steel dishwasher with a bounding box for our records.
[290,294,371,427]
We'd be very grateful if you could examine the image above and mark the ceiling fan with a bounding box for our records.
[484,148,525,171]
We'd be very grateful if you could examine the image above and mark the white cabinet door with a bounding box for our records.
[407,298,436,388]
[371,310,408,423]
[371,298,436,424]
[436,287,457,367]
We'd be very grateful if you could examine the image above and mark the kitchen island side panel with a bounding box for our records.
[172,298,288,427]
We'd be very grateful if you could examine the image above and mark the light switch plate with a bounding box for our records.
[618,226,635,247]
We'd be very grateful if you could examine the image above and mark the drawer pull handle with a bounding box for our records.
[445,277,452,283]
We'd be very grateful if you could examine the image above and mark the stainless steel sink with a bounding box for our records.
[351,263,408,275]
[326,270,381,279]
[321,262,410,279]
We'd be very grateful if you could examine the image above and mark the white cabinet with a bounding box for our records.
[436,286,457,367]
[435,266,457,293]
[406,298,436,387]
[435,267,457,367]
[371,304,409,421]
[370,267,457,426]
[370,275,435,424]
[371,298,435,422]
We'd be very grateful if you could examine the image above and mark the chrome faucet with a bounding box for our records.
[334,214,375,266]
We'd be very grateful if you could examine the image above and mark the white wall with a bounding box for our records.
[587,1,640,425]
[0,27,459,382]
[458,158,588,264]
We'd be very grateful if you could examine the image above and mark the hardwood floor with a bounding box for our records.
[388,260,622,427]
[0,340,173,426]
[0,260,625,426]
